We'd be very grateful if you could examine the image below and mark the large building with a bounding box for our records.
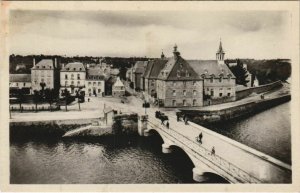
[31,58,59,92]
[131,61,148,90]
[156,45,204,107]
[9,74,32,95]
[60,62,86,96]
[85,68,105,97]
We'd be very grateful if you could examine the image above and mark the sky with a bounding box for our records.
[9,10,291,59]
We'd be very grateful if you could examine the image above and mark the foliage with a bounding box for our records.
[226,59,249,86]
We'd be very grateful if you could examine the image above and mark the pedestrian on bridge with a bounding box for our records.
[211,146,215,156]
[198,132,203,144]
[166,121,169,129]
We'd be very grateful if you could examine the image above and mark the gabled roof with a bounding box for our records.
[188,60,235,78]
[10,74,31,82]
[133,61,148,74]
[32,59,54,70]
[158,56,200,81]
[61,62,86,72]
[144,59,168,79]
[113,77,124,87]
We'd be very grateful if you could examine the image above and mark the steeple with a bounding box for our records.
[216,39,225,62]
[161,49,165,59]
[173,44,180,59]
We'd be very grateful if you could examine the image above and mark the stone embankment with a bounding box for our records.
[182,94,290,125]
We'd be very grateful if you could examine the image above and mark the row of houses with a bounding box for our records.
[10,59,125,98]
[127,41,236,107]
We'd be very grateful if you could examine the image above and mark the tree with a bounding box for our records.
[33,90,40,112]
[44,88,55,111]
[61,88,70,111]
[40,82,46,96]
[16,89,25,112]
[229,59,249,86]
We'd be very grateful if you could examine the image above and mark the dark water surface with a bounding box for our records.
[208,102,291,164]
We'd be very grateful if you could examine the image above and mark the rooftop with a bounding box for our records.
[61,62,86,72]
[10,74,31,82]
[32,59,54,70]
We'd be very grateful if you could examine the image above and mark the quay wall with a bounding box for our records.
[189,94,290,124]
[236,81,282,100]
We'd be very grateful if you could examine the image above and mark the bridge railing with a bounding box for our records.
[147,119,261,183]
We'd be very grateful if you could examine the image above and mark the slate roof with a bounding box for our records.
[188,60,235,78]
[10,74,31,82]
[157,56,201,81]
[32,59,54,70]
[133,61,148,74]
[144,59,168,79]
[61,62,86,72]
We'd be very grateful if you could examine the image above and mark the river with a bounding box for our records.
[10,102,290,184]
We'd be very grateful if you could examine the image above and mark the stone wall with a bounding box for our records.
[236,81,282,100]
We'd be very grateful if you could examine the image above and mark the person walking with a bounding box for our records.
[198,132,203,144]
[211,146,215,156]
[166,121,169,129]
[176,113,180,122]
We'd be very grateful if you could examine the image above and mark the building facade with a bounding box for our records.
[60,62,86,96]
[9,74,32,95]
[31,58,58,92]
[156,45,203,107]
[85,68,105,97]
[112,77,125,97]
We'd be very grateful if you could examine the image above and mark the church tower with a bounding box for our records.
[161,50,165,59]
[216,40,225,64]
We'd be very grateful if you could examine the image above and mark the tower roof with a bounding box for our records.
[217,40,225,54]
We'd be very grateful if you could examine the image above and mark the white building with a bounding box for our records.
[31,59,58,91]
[85,68,105,97]
[60,62,86,96]
[112,77,125,97]
[9,74,32,95]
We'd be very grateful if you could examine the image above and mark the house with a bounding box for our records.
[132,61,148,90]
[112,77,125,97]
[143,52,168,100]
[85,68,105,97]
[31,58,59,92]
[60,62,86,96]
[156,45,204,107]
[9,74,32,95]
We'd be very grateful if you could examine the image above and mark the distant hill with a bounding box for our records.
[226,59,291,85]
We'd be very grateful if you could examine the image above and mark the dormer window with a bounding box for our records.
[73,68,76,71]
[204,69,208,74]
[80,68,82,71]
[177,70,181,78]
[186,70,190,77]
[43,66,45,69]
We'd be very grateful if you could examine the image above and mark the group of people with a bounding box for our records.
[197,132,215,156]
[176,113,189,125]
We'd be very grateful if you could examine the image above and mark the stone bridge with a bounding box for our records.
[138,114,291,184]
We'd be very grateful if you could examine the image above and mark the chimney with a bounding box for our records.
[54,58,57,68]
[33,58,36,67]
[173,44,180,60]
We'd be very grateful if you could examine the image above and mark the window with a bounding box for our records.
[71,81,74,85]
[73,68,76,71]
[193,90,196,96]
[50,66,52,69]
[98,89,101,93]
[77,74,80,80]
[80,68,82,71]
[43,66,45,69]
[120,86,124,90]
[183,100,187,106]
[193,99,196,106]
[77,81,80,86]
[227,93,231,97]
[227,88,231,90]
[65,81,68,86]
[65,74,68,79]
[172,90,176,96]
[16,83,18,86]
[88,88,91,92]
[219,77,222,82]
[207,88,209,91]
[193,81,196,85]
[183,90,186,96]
[93,82,96,86]
[172,100,176,107]
[210,89,214,97]
[186,71,190,77]
[219,93,223,97]
[210,78,213,83]
[98,82,101,86]
[173,81,176,86]
[88,82,91,86]
[23,83,26,86]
